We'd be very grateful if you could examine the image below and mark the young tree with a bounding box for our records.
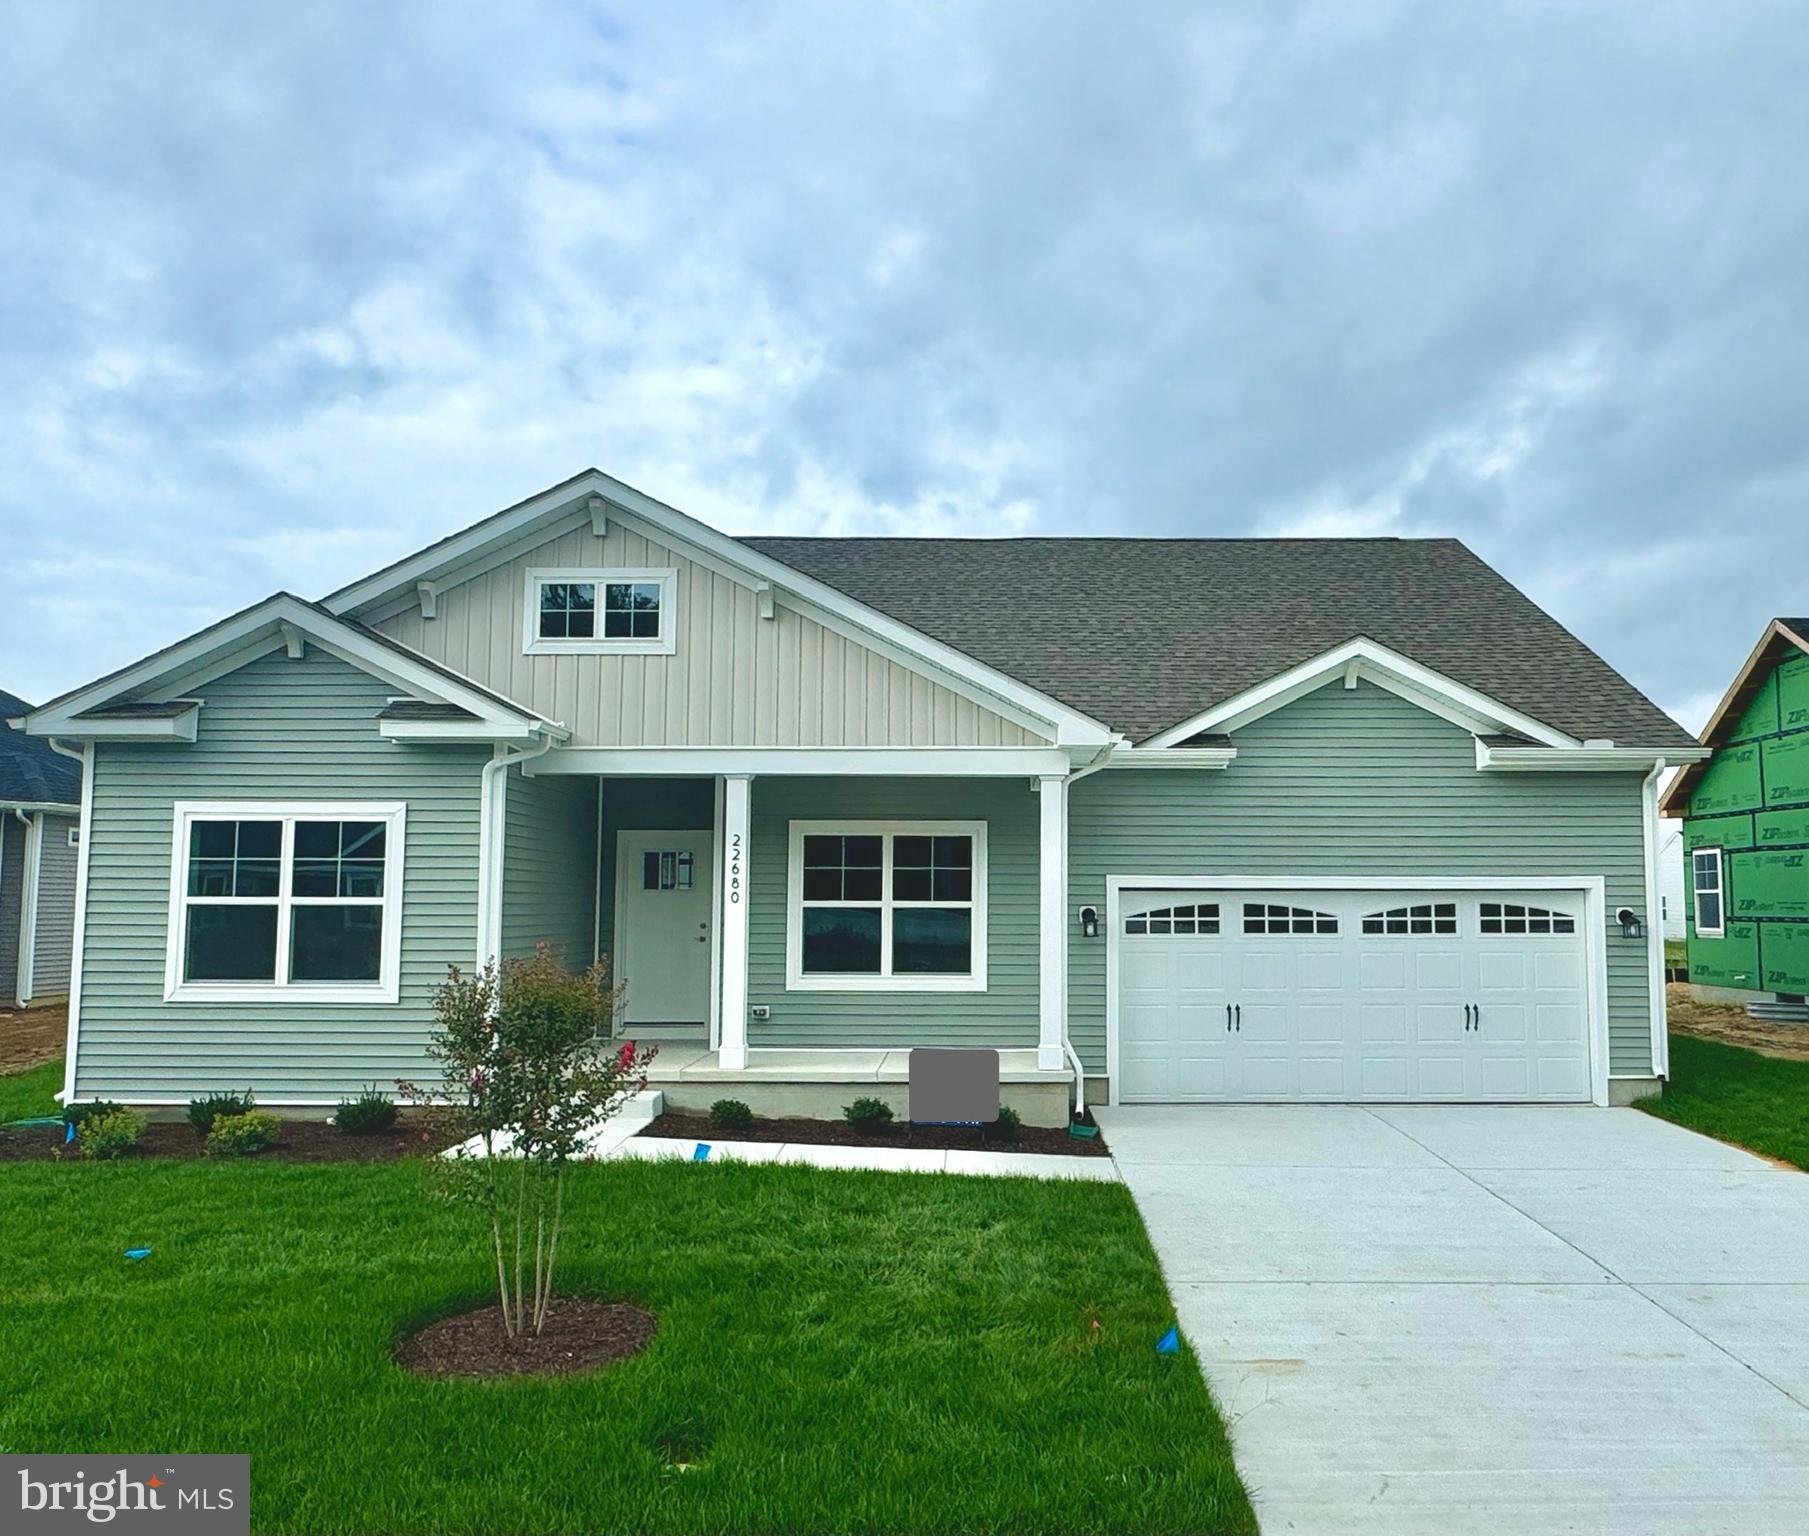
[402,945,654,1337]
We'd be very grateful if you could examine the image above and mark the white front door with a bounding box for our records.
[615,830,715,1025]
[1117,888,1593,1103]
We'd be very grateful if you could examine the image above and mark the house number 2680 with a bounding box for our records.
[728,833,743,904]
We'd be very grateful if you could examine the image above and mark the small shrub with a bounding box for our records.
[205,1109,281,1158]
[61,1099,125,1131]
[709,1098,754,1133]
[334,1089,398,1135]
[986,1105,1023,1143]
[77,1107,146,1160]
[843,1097,894,1135]
[187,1090,256,1138]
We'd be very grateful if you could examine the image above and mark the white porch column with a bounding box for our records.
[1037,772,1067,1071]
[718,774,753,1070]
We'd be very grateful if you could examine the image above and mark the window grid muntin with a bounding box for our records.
[1243,902,1338,935]
[1360,902,1458,936]
[1124,903,1222,936]
[796,827,980,981]
[1478,900,1576,936]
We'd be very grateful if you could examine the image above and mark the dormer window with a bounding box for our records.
[523,567,677,656]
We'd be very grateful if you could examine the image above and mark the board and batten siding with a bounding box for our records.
[500,767,597,969]
[73,649,489,1102]
[746,776,1040,1048]
[1068,680,1654,1077]
[27,811,80,996]
[374,519,1039,749]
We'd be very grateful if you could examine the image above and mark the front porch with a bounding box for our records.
[495,762,1080,1124]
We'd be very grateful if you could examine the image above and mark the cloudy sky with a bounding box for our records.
[3,1,1804,727]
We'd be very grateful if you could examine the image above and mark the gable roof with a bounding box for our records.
[0,689,81,804]
[1660,616,1809,816]
[743,535,1698,749]
[17,594,562,743]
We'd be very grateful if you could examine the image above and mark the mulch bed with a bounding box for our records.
[0,1117,449,1164]
[645,1110,1110,1157]
[395,1298,657,1379]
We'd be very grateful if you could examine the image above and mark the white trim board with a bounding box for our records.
[1142,637,1581,750]
[58,743,94,1103]
[1101,874,1612,1109]
[529,746,1078,778]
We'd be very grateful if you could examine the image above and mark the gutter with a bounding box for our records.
[1642,757,1670,1079]
[475,727,560,966]
[1053,737,1124,1119]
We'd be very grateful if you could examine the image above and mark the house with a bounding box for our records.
[15,469,1706,1120]
[1,688,82,1012]
[1659,617,1809,1007]
[1658,823,1686,943]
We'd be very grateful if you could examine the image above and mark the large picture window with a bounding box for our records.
[787,821,987,991]
[166,802,405,1003]
[522,567,677,655]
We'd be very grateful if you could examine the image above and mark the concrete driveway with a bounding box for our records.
[1095,1104,1809,1535]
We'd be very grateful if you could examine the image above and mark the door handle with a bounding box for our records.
[1474,1003,1482,1033]
[1226,1003,1233,1032]
[1464,1004,1473,1031]
[1235,1003,1242,1031]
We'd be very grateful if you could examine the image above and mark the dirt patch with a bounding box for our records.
[0,1116,451,1163]
[645,1110,1109,1157]
[0,1005,67,1074]
[396,1298,657,1379]
[1667,983,1809,1061]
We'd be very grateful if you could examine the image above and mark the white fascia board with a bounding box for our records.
[1475,740,1713,772]
[65,708,201,742]
[1142,637,1580,750]
[22,595,553,741]
[528,746,1077,778]
[326,469,1112,749]
[1105,746,1237,769]
[377,718,545,743]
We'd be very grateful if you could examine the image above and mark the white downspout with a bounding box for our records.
[11,807,35,1008]
[46,738,91,1104]
[1055,737,1123,1119]
[475,732,557,969]
[1642,757,1670,1080]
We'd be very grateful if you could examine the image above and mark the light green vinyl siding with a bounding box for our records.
[500,768,598,968]
[746,776,1039,1048]
[73,649,488,1102]
[1068,680,1654,1076]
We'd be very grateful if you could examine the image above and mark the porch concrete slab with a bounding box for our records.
[1472,1167,1809,1283]
[665,1049,894,1082]
[1122,1162,1609,1284]
[943,1148,1119,1180]
[876,1048,1066,1083]
[642,1045,710,1078]
[1181,1278,1809,1535]
[1369,1104,1773,1171]
[1095,1103,1446,1170]
[1639,1284,1809,1406]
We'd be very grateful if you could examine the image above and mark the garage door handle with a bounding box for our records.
[1226,1003,1233,1032]
[1474,1003,1482,1033]
[1464,1004,1473,1030]
[1235,1004,1241,1031]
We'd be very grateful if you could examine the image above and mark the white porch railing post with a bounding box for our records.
[1037,772,1067,1071]
[718,774,753,1070]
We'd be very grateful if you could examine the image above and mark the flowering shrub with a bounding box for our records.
[403,945,653,1338]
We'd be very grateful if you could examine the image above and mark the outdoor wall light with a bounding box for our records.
[1079,906,1100,939]
[1616,907,1644,940]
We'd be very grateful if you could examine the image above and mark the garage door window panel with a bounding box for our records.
[1244,903,1338,935]
[1125,903,1220,936]
[1361,902,1457,936]
[1479,902,1575,935]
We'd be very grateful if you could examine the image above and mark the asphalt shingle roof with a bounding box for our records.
[742,536,1697,748]
[1,689,81,804]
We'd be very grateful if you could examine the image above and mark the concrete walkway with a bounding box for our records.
[611,1132,1120,1180]
[1097,1103,1809,1535]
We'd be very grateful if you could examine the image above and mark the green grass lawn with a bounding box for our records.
[1635,1033,1809,1170]
[0,1057,61,1122]
[0,1153,1252,1535]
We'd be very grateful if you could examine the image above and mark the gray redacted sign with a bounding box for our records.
[908,1047,1000,1125]
[4,1455,249,1534]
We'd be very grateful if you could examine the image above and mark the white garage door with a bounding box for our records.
[1117,888,1593,1103]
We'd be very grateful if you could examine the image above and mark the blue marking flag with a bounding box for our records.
[124,1248,152,1262]
[1156,1326,1180,1355]
[692,1143,711,1161]
[64,1121,76,1144]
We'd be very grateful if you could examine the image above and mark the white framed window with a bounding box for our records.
[786,820,987,991]
[522,567,677,656]
[1691,848,1725,936]
[164,801,406,1004]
